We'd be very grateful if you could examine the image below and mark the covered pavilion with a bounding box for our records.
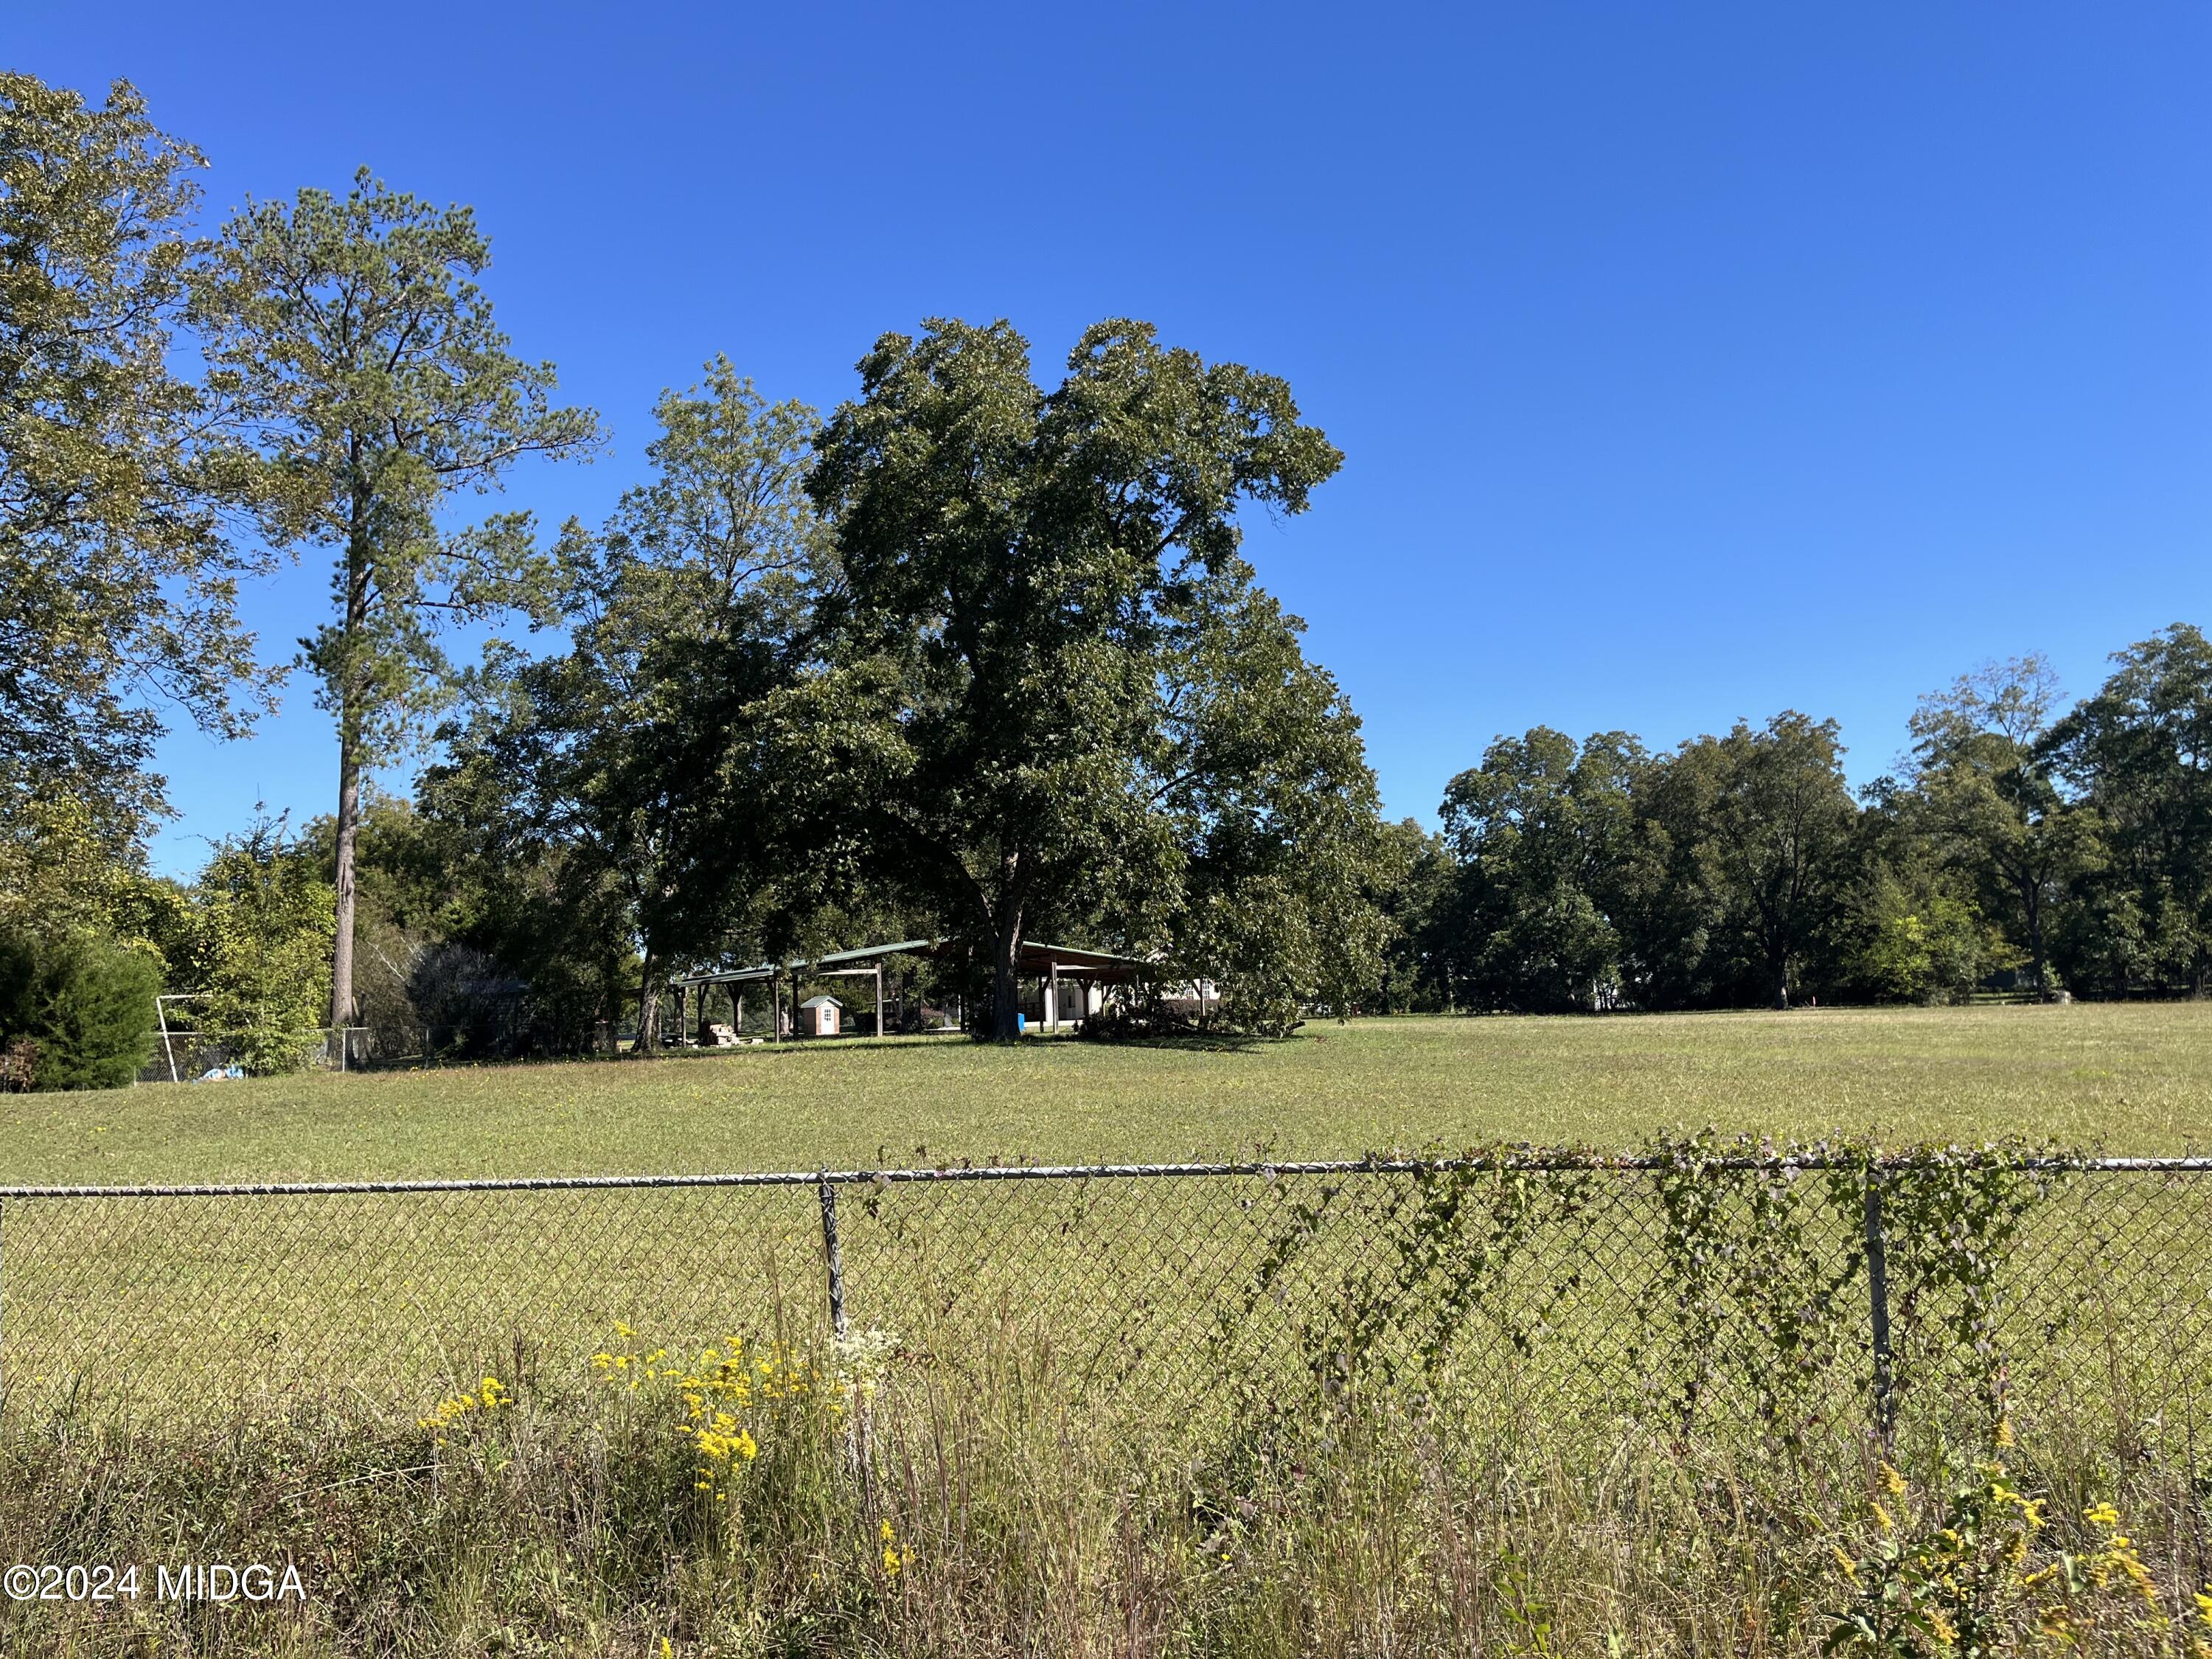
[668,937,1147,1043]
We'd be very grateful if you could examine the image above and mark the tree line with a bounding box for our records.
[1377,633,2212,1015]
[3,74,2205,1088]
[0,73,1381,1079]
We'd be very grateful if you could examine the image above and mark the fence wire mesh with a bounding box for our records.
[1,1158,2208,1448]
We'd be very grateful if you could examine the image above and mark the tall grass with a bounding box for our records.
[4,1321,2207,1657]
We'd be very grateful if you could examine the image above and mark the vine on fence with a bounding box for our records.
[1215,1145,1604,1401]
[821,1137,2073,1459]
[1825,1140,2076,1430]
[1208,1134,2073,1451]
[1646,1131,2069,1446]
[1651,1130,1861,1454]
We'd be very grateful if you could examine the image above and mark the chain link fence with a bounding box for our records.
[136,1027,376,1085]
[1,1156,2208,1451]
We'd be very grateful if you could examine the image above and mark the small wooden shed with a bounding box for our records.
[798,995,843,1037]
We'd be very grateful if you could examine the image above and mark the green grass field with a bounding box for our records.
[5,1003,2211,1186]
[9,1007,2212,1657]
[5,1004,2210,1422]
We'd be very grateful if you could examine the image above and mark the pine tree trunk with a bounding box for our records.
[330,720,361,1032]
[330,494,371,1037]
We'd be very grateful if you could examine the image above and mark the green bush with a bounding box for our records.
[191,821,334,1074]
[0,927,159,1091]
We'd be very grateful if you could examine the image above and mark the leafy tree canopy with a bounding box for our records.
[429,361,830,1051]
[1436,728,1643,1012]
[804,316,1364,1037]
[2045,623,2212,995]
[0,72,274,838]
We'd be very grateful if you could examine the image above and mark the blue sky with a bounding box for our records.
[14,1,2211,874]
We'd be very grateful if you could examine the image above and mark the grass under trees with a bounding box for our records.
[4,1003,2211,1187]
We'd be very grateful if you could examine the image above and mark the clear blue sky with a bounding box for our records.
[14,1,2211,874]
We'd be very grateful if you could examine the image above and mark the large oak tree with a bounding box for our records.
[805,317,1368,1039]
[1906,655,2096,998]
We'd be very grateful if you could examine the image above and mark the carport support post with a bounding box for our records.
[874,966,883,1038]
[1865,1166,1895,1450]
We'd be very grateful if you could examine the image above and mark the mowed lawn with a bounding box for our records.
[6,1002,2212,1185]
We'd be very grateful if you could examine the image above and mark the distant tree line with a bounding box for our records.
[1374,631,2212,1013]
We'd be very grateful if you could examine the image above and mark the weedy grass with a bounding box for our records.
[7,1004,2212,1186]
[4,1320,2210,1657]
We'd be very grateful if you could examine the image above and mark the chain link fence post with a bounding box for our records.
[1863,1164,1895,1450]
[815,1173,872,1502]
[815,1176,847,1339]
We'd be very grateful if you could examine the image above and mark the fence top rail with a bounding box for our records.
[0,1152,2206,1202]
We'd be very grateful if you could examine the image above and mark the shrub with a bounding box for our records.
[0,926,159,1090]
[191,819,335,1074]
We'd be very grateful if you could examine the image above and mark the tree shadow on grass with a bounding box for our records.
[1076,1029,1271,1056]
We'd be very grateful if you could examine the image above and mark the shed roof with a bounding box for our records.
[674,936,1150,989]
[799,995,842,1009]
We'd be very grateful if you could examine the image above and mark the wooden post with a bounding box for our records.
[874,966,884,1038]
[771,975,782,1043]
[1046,958,1060,1032]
